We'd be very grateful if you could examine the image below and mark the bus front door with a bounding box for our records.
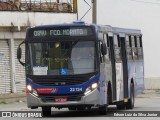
[110,35,124,102]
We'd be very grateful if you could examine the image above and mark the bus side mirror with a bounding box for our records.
[17,47,22,60]
[17,41,25,66]
[101,43,107,56]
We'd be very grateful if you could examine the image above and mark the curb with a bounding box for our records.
[0,92,26,99]
[0,93,26,104]
[137,90,160,98]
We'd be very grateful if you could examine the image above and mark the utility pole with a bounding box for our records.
[73,0,78,20]
[92,0,97,24]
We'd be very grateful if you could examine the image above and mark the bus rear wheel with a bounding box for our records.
[126,84,134,109]
[42,106,51,117]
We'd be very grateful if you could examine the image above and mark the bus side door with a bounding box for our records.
[109,34,124,102]
[113,35,124,101]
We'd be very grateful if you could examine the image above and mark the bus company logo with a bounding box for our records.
[51,88,58,93]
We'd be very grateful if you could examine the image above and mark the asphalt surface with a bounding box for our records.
[0,90,160,119]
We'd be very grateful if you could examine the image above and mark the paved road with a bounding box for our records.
[0,93,160,119]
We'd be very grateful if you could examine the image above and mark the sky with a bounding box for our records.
[78,0,160,78]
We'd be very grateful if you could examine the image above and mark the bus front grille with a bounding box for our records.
[39,93,84,102]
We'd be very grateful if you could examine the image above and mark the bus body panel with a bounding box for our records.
[99,63,108,105]
[27,89,100,108]
[26,73,104,108]
[134,60,144,96]
[18,21,144,111]
[127,60,144,98]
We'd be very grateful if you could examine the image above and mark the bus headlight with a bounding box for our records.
[91,82,98,90]
[84,82,98,95]
[26,84,32,93]
[26,85,38,96]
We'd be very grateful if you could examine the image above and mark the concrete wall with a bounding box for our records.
[0,11,76,93]
[78,0,160,89]
[0,11,77,27]
[145,78,160,89]
[0,32,26,93]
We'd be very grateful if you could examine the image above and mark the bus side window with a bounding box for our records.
[104,34,110,61]
[131,36,138,60]
[126,35,132,60]
[114,35,121,61]
[98,31,104,62]
[137,36,143,60]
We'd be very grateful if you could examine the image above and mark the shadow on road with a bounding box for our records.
[50,106,118,117]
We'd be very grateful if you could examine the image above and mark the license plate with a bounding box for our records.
[55,97,67,102]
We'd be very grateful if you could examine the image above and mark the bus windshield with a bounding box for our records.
[27,41,96,75]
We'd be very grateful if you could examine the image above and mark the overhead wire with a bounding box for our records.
[79,0,92,21]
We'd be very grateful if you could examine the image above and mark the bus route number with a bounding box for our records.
[70,88,83,92]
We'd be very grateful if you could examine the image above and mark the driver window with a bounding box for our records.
[71,41,95,74]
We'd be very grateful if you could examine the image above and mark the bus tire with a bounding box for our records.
[99,105,108,115]
[42,106,51,117]
[126,83,134,109]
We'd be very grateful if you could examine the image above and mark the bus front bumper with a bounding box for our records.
[27,89,100,108]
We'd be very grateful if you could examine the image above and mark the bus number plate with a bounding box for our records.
[55,98,67,102]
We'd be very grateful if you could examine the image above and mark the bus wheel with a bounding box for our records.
[126,84,134,109]
[42,106,51,117]
[99,105,108,115]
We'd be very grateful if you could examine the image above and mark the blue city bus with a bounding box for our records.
[17,21,144,116]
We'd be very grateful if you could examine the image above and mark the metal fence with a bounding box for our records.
[0,0,74,12]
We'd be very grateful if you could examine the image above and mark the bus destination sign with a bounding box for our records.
[32,28,91,37]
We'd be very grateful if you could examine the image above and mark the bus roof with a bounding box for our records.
[32,21,88,28]
[112,27,142,35]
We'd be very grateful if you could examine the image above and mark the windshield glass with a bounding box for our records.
[27,41,96,75]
